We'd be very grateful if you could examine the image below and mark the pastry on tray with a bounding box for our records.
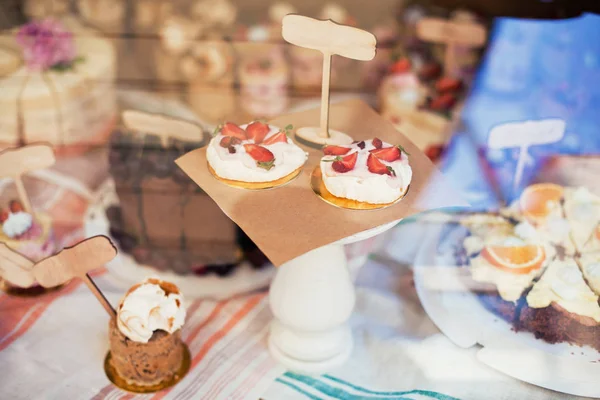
[207,121,307,189]
[0,199,56,263]
[109,278,187,387]
[456,183,600,351]
[318,138,412,205]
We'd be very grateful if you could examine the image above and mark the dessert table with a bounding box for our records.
[0,218,588,400]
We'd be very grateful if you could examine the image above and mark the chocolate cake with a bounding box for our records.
[107,124,267,276]
[108,317,184,386]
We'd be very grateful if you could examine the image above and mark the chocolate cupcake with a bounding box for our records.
[108,279,187,387]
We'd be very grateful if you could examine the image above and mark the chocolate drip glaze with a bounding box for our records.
[107,126,270,276]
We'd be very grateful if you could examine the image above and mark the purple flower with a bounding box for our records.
[16,19,77,71]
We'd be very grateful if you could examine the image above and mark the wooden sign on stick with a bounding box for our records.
[33,236,118,317]
[416,17,486,77]
[488,119,566,192]
[122,110,205,146]
[0,144,55,214]
[282,15,376,143]
[0,244,35,288]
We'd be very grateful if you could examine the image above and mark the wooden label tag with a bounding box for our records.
[282,14,376,61]
[33,235,117,288]
[0,244,35,288]
[0,144,56,178]
[416,17,486,47]
[122,110,205,146]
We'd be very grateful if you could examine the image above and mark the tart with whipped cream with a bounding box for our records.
[108,278,189,389]
[207,121,307,189]
[0,200,56,263]
[316,138,412,208]
[456,183,600,351]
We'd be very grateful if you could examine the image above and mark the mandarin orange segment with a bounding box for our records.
[519,183,564,221]
[481,244,545,275]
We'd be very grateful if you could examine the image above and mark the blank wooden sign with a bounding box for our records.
[122,110,205,146]
[282,14,376,61]
[0,144,55,177]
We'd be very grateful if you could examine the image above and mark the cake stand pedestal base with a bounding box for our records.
[268,220,399,374]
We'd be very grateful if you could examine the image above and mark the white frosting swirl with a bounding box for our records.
[2,212,33,238]
[207,124,307,183]
[117,279,186,343]
[320,139,412,204]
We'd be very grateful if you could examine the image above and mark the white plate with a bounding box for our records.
[414,223,600,398]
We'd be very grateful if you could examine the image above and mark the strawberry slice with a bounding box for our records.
[220,122,247,140]
[435,77,463,93]
[0,208,8,223]
[372,137,383,149]
[370,144,410,161]
[389,58,411,74]
[263,131,287,145]
[244,144,275,170]
[9,200,23,213]
[325,151,358,173]
[246,121,270,143]
[323,145,351,156]
[219,136,241,148]
[367,153,396,176]
[370,146,401,162]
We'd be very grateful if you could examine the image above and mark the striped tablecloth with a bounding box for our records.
[0,221,581,400]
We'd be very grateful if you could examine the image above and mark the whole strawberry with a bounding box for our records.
[372,138,383,149]
[244,144,275,170]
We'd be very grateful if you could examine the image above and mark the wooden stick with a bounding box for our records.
[320,53,332,138]
[83,274,116,317]
[32,236,118,318]
[282,15,375,140]
[0,144,56,217]
[13,176,32,214]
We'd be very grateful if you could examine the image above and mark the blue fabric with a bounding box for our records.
[442,13,600,205]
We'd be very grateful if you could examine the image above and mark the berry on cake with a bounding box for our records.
[318,138,412,206]
[207,121,307,189]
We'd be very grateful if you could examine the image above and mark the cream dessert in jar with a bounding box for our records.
[319,138,412,205]
[207,121,307,187]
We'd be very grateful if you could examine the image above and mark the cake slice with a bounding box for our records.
[460,213,551,321]
[577,252,600,295]
[504,183,576,255]
[519,258,600,351]
[563,187,600,253]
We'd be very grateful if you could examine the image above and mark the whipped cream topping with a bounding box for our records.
[527,259,600,322]
[578,254,600,295]
[320,139,412,204]
[117,279,186,343]
[207,124,307,183]
[2,211,33,238]
[564,187,600,252]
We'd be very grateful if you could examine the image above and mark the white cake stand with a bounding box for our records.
[268,219,400,375]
